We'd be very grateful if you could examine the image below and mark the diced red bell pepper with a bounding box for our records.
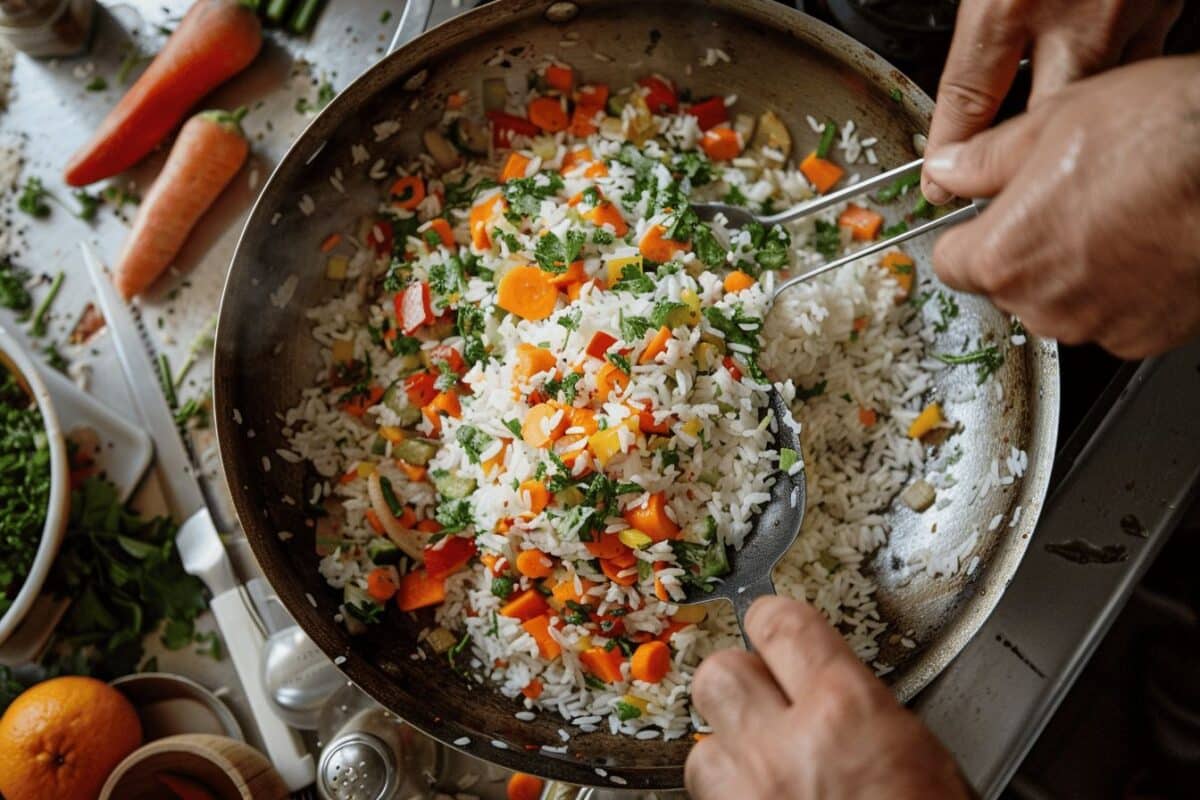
[424,536,478,579]
[430,344,466,376]
[395,282,434,334]
[585,331,617,360]
[638,76,678,114]
[723,355,743,382]
[686,96,729,131]
[368,220,394,258]
[404,371,439,407]
[486,111,541,149]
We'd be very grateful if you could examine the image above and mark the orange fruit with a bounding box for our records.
[0,676,143,800]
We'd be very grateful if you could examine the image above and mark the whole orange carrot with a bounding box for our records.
[64,0,261,187]
[113,108,249,299]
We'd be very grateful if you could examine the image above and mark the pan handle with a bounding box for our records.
[390,0,435,53]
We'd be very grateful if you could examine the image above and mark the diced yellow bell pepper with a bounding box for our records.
[908,403,943,439]
[325,254,349,281]
[680,418,703,438]
[618,529,653,549]
[587,416,641,467]
[355,461,376,478]
[621,694,649,714]
[572,634,593,653]
[606,254,643,285]
[379,426,405,443]
[331,338,355,365]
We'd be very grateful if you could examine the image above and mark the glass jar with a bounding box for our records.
[0,0,94,58]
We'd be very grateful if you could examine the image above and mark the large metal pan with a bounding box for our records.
[213,0,1059,789]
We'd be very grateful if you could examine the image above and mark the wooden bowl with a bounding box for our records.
[98,734,289,800]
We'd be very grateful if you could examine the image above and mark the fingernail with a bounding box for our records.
[924,143,963,175]
[921,178,952,207]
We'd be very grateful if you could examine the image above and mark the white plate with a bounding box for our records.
[0,364,152,666]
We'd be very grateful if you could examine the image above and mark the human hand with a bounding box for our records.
[924,56,1200,359]
[922,0,1183,204]
[685,597,969,800]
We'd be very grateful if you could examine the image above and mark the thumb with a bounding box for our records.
[922,111,1047,201]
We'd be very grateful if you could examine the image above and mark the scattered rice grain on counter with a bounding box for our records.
[280,59,1011,738]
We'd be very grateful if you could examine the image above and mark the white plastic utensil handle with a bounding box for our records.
[209,586,315,790]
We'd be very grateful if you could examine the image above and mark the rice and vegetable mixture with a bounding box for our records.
[283,60,950,739]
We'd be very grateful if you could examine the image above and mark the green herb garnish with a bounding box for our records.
[935,344,1004,384]
[29,271,63,338]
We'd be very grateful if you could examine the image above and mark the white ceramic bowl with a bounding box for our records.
[0,326,70,644]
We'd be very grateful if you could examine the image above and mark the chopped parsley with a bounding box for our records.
[611,263,655,294]
[932,291,960,333]
[811,219,842,260]
[649,300,687,329]
[881,221,908,238]
[606,352,631,375]
[0,369,51,617]
[592,229,615,245]
[615,700,643,721]
[503,418,523,437]
[455,425,493,464]
[702,305,766,381]
[0,261,32,318]
[503,172,565,219]
[671,150,714,186]
[84,76,108,92]
[72,190,102,221]
[30,271,64,338]
[739,222,791,273]
[434,498,474,533]
[534,228,585,273]
[693,224,727,268]
[935,344,1004,384]
[491,575,515,599]
[620,312,652,342]
[722,184,748,206]
[17,177,51,218]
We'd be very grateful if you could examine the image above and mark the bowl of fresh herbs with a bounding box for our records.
[0,326,69,644]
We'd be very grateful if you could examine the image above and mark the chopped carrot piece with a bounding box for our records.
[547,259,586,287]
[522,402,568,448]
[398,505,417,528]
[521,613,562,659]
[880,250,916,300]
[579,646,625,683]
[636,401,671,435]
[601,558,637,586]
[552,433,589,469]
[482,439,509,475]
[584,162,609,178]
[654,573,669,602]
[507,772,545,800]
[500,152,532,183]
[723,270,755,293]
[499,589,549,622]
[623,491,680,541]
[700,126,741,161]
[595,361,630,401]
[516,548,555,579]
[469,193,507,250]
[341,385,384,418]
[498,265,558,321]
[566,279,603,302]
[416,519,443,534]
[800,151,845,194]
[396,569,446,611]
[513,343,558,384]
[365,509,385,535]
[574,84,609,110]
[630,640,671,683]
[858,407,878,427]
[519,480,551,514]
[584,202,628,236]
[446,90,468,110]
[585,531,631,560]
[396,460,427,482]
[544,64,574,93]
[527,96,568,133]
[838,203,885,241]
[639,325,672,365]
[521,678,544,700]
[560,146,593,175]
[586,331,617,360]
[639,224,691,263]
[430,390,461,419]
[565,406,598,435]
[425,218,455,250]
[552,577,594,606]
[366,566,398,602]
[390,175,426,210]
[320,232,342,252]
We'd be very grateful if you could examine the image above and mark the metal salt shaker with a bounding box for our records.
[316,682,441,800]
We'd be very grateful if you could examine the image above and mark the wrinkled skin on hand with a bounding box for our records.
[923,0,1183,204]
[684,597,969,800]
[925,57,1200,359]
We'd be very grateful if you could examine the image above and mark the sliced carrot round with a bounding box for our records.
[390,175,426,210]
[519,480,551,514]
[498,265,558,321]
[723,270,755,293]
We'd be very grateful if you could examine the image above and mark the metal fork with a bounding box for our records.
[692,158,981,295]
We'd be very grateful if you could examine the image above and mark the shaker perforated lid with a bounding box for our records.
[317,731,399,800]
